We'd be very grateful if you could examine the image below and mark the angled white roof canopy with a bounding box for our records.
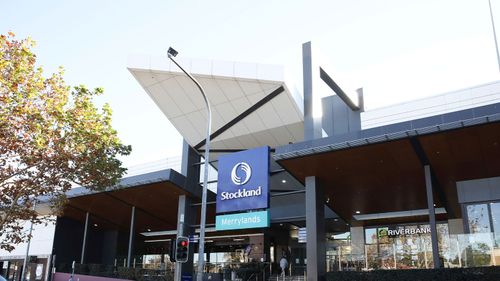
[128,55,304,156]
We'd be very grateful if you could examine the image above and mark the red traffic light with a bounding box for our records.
[176,236,189,263]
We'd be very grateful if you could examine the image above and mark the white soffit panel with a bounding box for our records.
[129,56,304,152]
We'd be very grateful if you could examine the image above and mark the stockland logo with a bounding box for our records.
[216,146,269,213]
[231,162,251,185]
[221,161,261,200]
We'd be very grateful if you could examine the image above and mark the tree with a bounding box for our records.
[0,32,131,251]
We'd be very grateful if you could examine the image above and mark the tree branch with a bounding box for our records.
[0,164,38,185]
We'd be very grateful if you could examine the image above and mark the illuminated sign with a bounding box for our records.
[216,146,269,214]
[378,226,431,238]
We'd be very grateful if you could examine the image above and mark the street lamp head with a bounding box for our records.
[167,47,178,58]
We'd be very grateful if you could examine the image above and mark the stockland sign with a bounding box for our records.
[216,146,270,230]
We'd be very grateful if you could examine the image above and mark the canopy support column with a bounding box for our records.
[425,165,441,268]
[127,206,136,268]
[305,176,326,281]
[81,212,89,264]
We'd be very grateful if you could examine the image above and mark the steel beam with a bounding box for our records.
[80,212,89,264]
[127,206,135,267]
[425,165,441,268]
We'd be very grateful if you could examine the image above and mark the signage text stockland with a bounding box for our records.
[216,210,270,231]
[220,186,262,200]
[216,146,270,214]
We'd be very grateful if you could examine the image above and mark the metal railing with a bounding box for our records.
[192,261,270,281]
[56,263,174,281]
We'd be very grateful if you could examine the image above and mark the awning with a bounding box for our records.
[60,169,215,233]
[275,102,500,225]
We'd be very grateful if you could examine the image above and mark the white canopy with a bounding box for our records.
[128,55,304,155]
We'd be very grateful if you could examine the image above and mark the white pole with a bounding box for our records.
[81,212,89,264]
[393,243,397,269]
[423,238,428,269]
[489,0,500,72]
[457,238,462,268]
[127,206,136,267]
[338,247,342,271]
[20,202,36,281]
[364,245,368,270]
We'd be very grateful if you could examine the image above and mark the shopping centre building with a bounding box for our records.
[1,42,500,281]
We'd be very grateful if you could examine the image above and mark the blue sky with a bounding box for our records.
[2,0,500,167]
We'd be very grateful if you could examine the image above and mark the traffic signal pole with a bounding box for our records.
[175,195,195,281]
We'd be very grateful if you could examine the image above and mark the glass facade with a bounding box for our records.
[467,204,491,234]
[466,201,500,245]
[361,224,445,270]
[323,200,500,272]
[491,202,500,246]
[326,218,500,272]
[464,201,500,266]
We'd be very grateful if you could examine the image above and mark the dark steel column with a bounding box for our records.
[80,212,89,264]
[176,140,200,281]
[305,176,326,281]
[424,165,441,268]
[127,206,136,267]
[175,195,195,281]
[181,139,200,182]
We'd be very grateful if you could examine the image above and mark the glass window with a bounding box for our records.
[490,202,500,245]
[467,204,491,233]
[365,228,377,244]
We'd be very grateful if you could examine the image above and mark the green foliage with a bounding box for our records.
[0,32,131,251]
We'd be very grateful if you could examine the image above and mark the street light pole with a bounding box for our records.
[167,47,212,281]
[489,0,500,73]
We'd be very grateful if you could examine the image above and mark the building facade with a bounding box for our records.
[2,42,500,281]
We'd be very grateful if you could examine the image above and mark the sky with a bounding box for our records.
[2,0,500,167]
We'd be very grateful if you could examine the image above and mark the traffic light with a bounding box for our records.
[175,236,189,263]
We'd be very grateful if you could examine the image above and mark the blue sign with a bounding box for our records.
[298,228,307,243]
[216,210,270,231]
[188,234,199,243]
[216,146,269,214]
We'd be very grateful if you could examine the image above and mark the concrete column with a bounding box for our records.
[80,212,90,264]
[302,41,323,140]
[175,195,196,281]
[127,206,136,267]
[305,176,326,281]
[424,165,441,268]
